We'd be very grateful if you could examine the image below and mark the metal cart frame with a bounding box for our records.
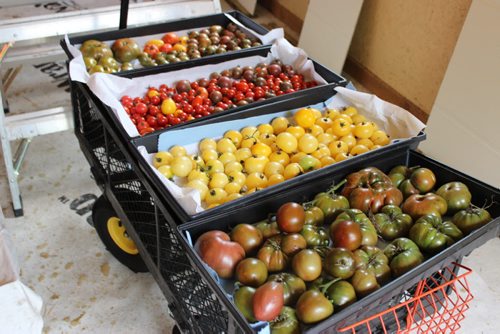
[0,0,222,216]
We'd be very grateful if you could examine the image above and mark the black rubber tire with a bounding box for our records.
[92,195,148,273]
[172,325,182,334]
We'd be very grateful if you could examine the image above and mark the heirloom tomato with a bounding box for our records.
[194,230,245,279]
[384,238,424,277]
[409,214,463,254]
[342,167,403,214]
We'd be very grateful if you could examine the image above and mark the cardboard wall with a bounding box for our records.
[348,0,471,115]
[420,0,500,188]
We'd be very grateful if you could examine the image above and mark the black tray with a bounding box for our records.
[61,10,272,77]
[177,149,500,333]
[131,88,426,224]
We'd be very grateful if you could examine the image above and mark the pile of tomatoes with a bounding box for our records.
[120,60,319,136]
[152,105,391,208]
[193,165,493,331]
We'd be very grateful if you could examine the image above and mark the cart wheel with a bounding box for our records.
[92,195,148,273]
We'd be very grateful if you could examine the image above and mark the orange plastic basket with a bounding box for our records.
[338,262,473,334]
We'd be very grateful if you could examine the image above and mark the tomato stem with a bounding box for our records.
[319,277,342,294]
[327,179,347,195]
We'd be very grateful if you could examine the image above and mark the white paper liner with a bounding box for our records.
[68,37,329,137]
[137,88,426,215]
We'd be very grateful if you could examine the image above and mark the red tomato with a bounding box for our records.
[159,43,172,53]
[194,230,245,279]
[157,114,168,127]
[252,281,284,321]
[139,127,155,136]
[150,95,161,106]
[143,44,159,57]
[121,95,133,107]
[162,32,179,45]
[192,96,204,107]
[235,81,249,92]
[146,115,157,128]
[135,103,148,116]
[195,87,208,98]
[136,120,149,130]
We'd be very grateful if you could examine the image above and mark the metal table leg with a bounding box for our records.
[0,88,23,216]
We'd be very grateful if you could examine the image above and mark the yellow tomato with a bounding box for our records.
[308,124,324,137]
[341,106,358,117]
[332,118,352,137]
[251,142,272,157]
[324,108,340,120]
[276,132,298,153]
[161,98,176,115]
[271,117,289,134]
[286,126,306,139]
[334,152,350,162]
[356,138,374,149]
[268,174,285,186]
[320,156,336,167]
[315,117,333,131]
[173,43,187,53]
[328,141,349,156]
[145,39,164,47]
[224,130,243,147]
[353,122,375,139]
[257,123,274,135]
[351,114,367,124]
[294,108,317,128]
[350,144,369,156]
[153,151,173,168]
[269,151,290,166]
[298,134,319,154]
[340,134,357,150]
[370,130,390,146]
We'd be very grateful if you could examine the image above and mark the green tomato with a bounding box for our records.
[452,206,492,235]
[350,268,380,297]
[98,56,120,72]
[295,290,333,324]
[270,306,300,334]
[299,225,329,247]
[353,246,391,285]
[120,62,134,71]
[80,40,113,60]
[436,182,472,215]
[409,214,463,254]
[89,65,104,74]
[233,286,256,322]
[83,56,97,70]
[304,206,324,226]
[372,204,413,241]
[384,238,424,277]
[111,38,141,63]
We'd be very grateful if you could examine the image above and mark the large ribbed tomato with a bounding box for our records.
[194,230,245,279]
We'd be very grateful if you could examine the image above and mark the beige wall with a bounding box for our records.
[348,0,471,115]
[420,0,500,188]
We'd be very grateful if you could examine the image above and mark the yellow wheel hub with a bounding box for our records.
[107,217,139,255]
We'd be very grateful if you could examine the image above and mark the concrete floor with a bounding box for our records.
[1,1,499,333]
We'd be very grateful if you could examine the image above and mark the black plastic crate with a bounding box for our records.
[177,149,500,334]
[61,11,272,77]
[131,87,426,225]
[83,46,346,142]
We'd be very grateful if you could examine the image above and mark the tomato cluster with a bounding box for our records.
[121,61,318,136]
[193,164,493,330]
